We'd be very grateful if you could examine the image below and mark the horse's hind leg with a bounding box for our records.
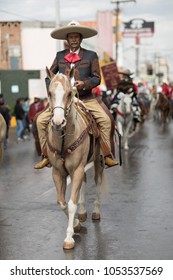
[78,172,87,222]
[124,120,132,150]
[92,159,105,220]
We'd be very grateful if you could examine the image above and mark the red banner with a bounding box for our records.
[101,62,120,90]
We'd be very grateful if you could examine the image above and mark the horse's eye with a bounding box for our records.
[48,91,51,97]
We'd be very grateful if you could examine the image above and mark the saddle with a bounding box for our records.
[33,99,121,163]
[74,101,100,138]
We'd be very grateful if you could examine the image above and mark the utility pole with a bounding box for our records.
[135,33,140,77]
[111,0,136,64]
[55,0,61,51]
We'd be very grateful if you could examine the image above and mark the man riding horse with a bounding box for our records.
[111,69,141,122]
[34,21,118,169]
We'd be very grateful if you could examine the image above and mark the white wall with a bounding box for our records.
[21,28,57,99]
[21,28,57,70]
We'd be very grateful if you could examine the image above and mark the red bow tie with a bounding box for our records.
[64,52,81,63]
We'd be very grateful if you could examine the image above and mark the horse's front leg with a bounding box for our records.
[117,119,123,137]
[124,119,132,150]
[63,165,85,250]
[52,168,68,215]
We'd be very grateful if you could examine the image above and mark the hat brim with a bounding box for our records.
[118,71,134,76]
[51,25,97,40]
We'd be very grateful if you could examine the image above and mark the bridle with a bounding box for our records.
[116,95,133,118]
[47,88,90,174]
[51,85,77,120]
[52,99,73,119]
[50,91,75,132]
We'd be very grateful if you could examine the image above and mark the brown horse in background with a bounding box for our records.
[155,93,171,123]
[0,113,7,166]
[137,93,150,122]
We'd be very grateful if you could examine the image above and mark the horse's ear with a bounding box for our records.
[129,92,134,98]
[46,67,55,80]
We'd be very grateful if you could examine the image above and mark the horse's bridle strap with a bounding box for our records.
[52,106,65,112]
[67,126,90,153]
[115,108,124,117]
[46,125,90,158]
[52,97,73,117]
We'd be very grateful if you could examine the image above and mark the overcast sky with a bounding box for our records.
[0,0,173,78]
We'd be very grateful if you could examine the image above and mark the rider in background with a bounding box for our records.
[169,82,173,100]
[161,80,171,99]
[28,97,44,134]
[111,69,141,122]
[137,82,151,106]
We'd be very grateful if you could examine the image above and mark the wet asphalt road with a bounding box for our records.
[0,119,173,260]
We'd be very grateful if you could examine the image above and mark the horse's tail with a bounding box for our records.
[94,160,109,196]
[100,170,109,195]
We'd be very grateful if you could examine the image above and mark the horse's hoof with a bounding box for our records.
[92,212,100,220]
[78,212,87,222]
[63,241,75,250]
[74,222,81,233]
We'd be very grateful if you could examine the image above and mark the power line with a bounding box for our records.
[0,8,41,22]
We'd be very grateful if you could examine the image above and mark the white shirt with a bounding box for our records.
[70,48,80,87]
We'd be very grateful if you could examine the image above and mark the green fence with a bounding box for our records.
[0,70,40,112]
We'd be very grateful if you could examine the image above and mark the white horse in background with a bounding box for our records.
[115,93,133,150]
[149,92,160,121]
[0,113,7,166]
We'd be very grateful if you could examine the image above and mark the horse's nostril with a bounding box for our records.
[61,119,67,127]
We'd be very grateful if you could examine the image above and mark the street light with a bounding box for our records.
[111,0,136,64]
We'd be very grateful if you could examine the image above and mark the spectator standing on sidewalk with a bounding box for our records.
[28,97,44,134]
[14,98,26,141]
[23,97,31,134]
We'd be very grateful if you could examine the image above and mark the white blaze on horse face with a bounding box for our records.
[124,96,132,114]
[52,82,67,127]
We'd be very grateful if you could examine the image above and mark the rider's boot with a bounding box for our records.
[34,156,49,169]
[104,154,119,168]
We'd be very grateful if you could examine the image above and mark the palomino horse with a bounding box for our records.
[45,68,106,249]
[115,93,133,150]
[0,113,7,166]
[155,93,171,123]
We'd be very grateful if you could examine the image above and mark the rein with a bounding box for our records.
[46,122,91,174]
[116,108,124,118]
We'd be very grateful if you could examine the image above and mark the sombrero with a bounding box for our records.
[162,79,168,84]
[51,21,98,40]
[118,69,134,76]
